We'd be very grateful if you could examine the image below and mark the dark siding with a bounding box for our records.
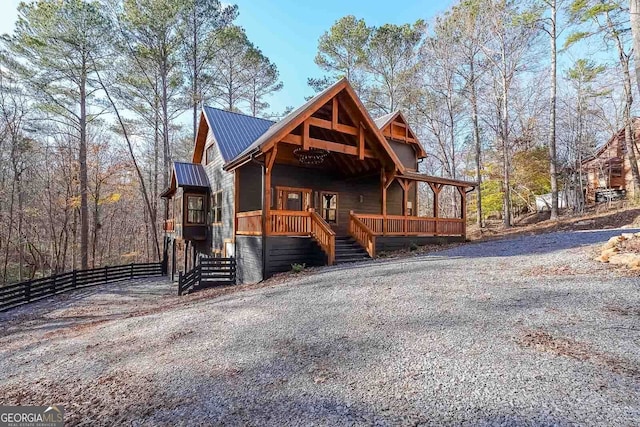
[235,235,263,284]
[201,128,235,253]
[389,140,418,170]
[271,164,381,235]
[375,236,465,253]
[238,162,263,212]
[385,180,416,216]
[265,236,326,278]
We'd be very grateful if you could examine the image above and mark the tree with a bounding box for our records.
[310,15,370,95]
[243,48,283,117]
[179,0,237,139]
[568,0,640,197]
[208,26,255,111]
[479,0,540,227]
[119,0,185,191]
[565,59,607,210]
[365,21,426,115]
[2,0,111,270]
[448,0,489,227]
[630,0,640,100]
[540,0,562,219]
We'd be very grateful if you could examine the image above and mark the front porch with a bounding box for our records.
[235,204,468,263]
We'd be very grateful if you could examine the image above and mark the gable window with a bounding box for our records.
[211,191,223,224]
[206,145,215,165]
[186,195,205,224]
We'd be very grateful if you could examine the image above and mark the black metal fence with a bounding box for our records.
[178,257,236,296]
[0,261,166,312]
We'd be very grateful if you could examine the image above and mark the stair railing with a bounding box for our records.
[349,211,376,258]
[309,208,336,265]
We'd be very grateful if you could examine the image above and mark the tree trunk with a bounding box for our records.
[548,0,559,220]
[501,64,511,227]
[630,0,640,98]
[610,10,640,196]
[79,68,89,270]
[622,59,640,196]
[470,60,483,227]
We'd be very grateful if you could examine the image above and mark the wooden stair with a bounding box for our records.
[334,236,370,264]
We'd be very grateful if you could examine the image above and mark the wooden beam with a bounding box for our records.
[358,124,365,161]
[303,120,310,150]
[332,97,338,130]
[383,170,396,190]
[264,145,278,236]
[457,186,467,239]
[402,179,409,234]
[381,169,387,235]
[308,116,358,136]
[281,133,375,158]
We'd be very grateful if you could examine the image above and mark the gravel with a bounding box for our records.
[1,228,639,426]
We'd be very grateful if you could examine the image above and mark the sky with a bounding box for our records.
[0,0,453,115]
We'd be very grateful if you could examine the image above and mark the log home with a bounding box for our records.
[162,78,476,283]
[582,119,640,203]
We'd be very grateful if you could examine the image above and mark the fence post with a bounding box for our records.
[178,271,183,296]
[51,274,57,294]
[130,263,134,279]
[72,270,77,288]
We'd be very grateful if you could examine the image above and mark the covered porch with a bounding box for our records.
[229,78,475,265]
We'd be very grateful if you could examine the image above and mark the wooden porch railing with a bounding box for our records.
[236,210,263,235]
[309,209,335,265]
[269,210,311,235]
[235,209,336,265]
[351,214,465,237]
[349,212,377,258]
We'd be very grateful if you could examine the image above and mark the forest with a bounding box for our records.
[1,0,639,284]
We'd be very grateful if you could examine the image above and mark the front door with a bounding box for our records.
[285,191,303,211]
[276,186,311,211]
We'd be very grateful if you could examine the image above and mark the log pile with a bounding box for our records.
[596,233,640,270]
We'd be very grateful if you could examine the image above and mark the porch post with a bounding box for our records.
[401,179,410,236]
[458,186,467,239]
[263,145,278,236]
[429,183,442,236]
[381,169,387,236]
[382,170,395,236]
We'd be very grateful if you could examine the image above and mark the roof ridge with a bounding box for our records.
[203,105,276,123]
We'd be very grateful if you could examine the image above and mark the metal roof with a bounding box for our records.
[174,162,210,188]
[374,111,398,129]
[202,106,275,162]
[227,79,345,165]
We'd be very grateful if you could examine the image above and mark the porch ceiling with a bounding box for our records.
[273,141,382,177]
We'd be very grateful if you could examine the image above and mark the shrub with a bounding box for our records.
[409,242,419,251]
[291,263,306,273]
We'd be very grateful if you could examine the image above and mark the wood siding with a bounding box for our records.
[201,128,235,254]
[375,236,465,253]
[388,140,418,170]
[235,235,263,284]
[264,236,326,278]
[238,162,263,212]
[270,164,382,235]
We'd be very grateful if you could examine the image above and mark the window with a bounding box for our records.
[206,145,215,165]
[321,192,338,223]
[211,191,222,224]
[186,195,205,224]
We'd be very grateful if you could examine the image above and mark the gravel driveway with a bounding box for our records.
[1,228,639,426]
